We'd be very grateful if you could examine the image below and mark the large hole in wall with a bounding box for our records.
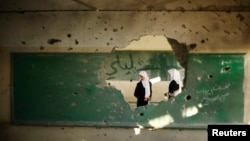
[105,35,189,109]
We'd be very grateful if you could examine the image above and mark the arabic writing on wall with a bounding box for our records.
[196,83,231,106]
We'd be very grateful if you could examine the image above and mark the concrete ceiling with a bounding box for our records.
[0,0,250,11]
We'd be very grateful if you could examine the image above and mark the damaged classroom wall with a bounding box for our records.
[11,51,244,128]
[0,5,249,129]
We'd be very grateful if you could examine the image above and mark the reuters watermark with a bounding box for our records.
[208,124,250,140]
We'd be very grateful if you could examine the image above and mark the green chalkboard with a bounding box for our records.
[11,52,244,128]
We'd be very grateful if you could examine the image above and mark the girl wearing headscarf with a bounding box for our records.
[165,68,182,99]
[134,71,152,107]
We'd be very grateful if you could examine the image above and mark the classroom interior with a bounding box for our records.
[1,0,250,141]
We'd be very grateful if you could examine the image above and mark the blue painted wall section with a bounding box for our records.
[11,52,244,128]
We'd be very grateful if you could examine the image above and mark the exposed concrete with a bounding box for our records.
[167,38,189,87]
[116,35,172,51]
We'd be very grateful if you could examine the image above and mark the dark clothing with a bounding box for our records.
[134,81,152,107]
[168,80,179,93]
[168,80,179,99]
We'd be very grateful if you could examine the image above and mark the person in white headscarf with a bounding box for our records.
[164,68,182,100]
[134,71,152,107]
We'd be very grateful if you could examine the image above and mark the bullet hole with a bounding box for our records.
[61,128,64,130]
[120,26,124,30]
[182,24,186,28]
[139,112,144,116]
[189,43,197,49]
[224,30,230,35]
[95,37,98,40]
[103,133,107,136]
[221,66,231,73]
[110,38,113,41]
[107,42,110,46]
[67,34,71,38]
[95,49,98,52]
[185,95,191,100]
[40,46,44,50]
[150,18,157,21]
[21,41,26,45]
[236,13,245,21]
[68,47,73,50]
[113,28,118,32]
[75,39,79,45]
[130,79,133,82]
[208,74,213,79]
[104,28,107,31]
[42,26,45,29]
[47,39,61,45]
[108,82,111,86]
[201,39,205,43]
[72,92,78,96]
